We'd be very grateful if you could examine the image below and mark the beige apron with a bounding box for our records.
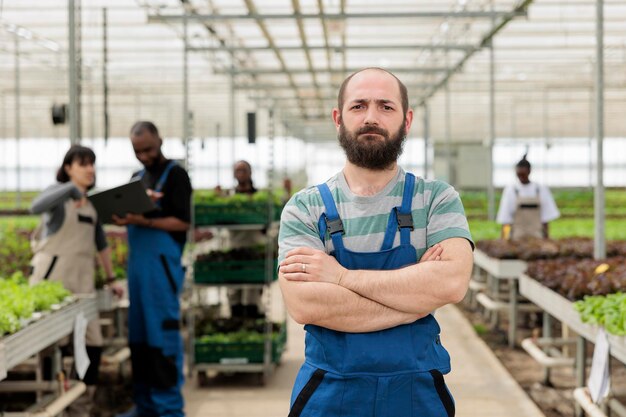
[510,184,543,240]
[30,199,103,346]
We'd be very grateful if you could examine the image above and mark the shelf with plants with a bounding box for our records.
[475,237,626,262]
[520,264,626,363]
[187,189,285,385]
[193,246,278,285]
[193,317,286,368]
[472,238,626,339]
[193,190,285,226]
[517,250,626,414]
[0,273,98,380]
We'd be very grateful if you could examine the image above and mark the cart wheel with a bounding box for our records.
[257,372,267,386]
[197,370,209,387]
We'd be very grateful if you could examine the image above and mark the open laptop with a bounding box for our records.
[88,178,157,224]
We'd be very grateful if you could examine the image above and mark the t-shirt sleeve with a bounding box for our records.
[164,167,192,223]
[540,185,560,223]
[496,185,515,224]
[426,181,474,250]
[31,182,82,214]
[95,222,108,251]
[278,191,325,264]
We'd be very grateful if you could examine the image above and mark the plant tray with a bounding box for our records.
[194,203,282,225]
[193,259,278,284]
[194,325,287,364]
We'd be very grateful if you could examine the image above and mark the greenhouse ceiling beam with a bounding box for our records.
[173,0,265,110]
[251,96,336,102]
[0,21,60,52]
[188,43,475,52]
[242,0,306,115]
[148,10,527,23]
[291,0,324,114]
[253,94,473,102]
[234,82,434,90]
[317,0,333,81]
[217,67,448,75]
[340,0,347,80]
[419,0,534,105]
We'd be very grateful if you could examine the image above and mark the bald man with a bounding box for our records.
[278,68,474,417]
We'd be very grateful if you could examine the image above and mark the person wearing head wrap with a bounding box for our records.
[496,154,560,240]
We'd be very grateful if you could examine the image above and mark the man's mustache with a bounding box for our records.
[356,126,388,137]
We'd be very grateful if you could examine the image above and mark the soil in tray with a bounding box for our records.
[457,300,626,417]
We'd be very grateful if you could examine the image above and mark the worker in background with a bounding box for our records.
[113,121,192,417]
[30,144,123,417]
[228,160,266,319]
[233,160,257,194]
[278,68,474,416]
[496,154,560,240]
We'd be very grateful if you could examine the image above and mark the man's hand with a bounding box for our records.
[420,243,443,262]
[112,213,148,226]
[108,282,124,298]
[280,247,347,284]
[337,238,473,314]
[147,189,164,203]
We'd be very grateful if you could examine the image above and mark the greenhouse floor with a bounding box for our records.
[183,303,545,417]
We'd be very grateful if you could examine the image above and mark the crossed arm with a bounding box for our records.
[278,238,473,333]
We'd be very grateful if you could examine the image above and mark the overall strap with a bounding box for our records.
[381,173,415,250]
[155,161,177,193]
[398,173,416,245]
[316,183,345,251]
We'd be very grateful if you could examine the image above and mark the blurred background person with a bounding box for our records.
[496,154,560,240]
[228,160,266,319]
[113,121,191,417]
[30,144,122,417]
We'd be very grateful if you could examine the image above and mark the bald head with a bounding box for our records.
[130,121,163,169]
[337,68,409,115]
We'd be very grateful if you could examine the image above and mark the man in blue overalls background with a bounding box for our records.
[114,121,192,417]
[278,68,474,417]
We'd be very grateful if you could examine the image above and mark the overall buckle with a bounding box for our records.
[325,216,345,235]
[394,207,414,231]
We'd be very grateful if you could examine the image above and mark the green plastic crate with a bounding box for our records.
[194,202,269,225]
[194,325,287,364]
[194,202,285,225]
[273,203,284,221]
[193,259,278,284]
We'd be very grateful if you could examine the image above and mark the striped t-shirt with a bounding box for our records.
[278,167,473,263]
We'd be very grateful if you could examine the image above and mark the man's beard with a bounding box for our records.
[338,121,407,170]
[144,152,164,171]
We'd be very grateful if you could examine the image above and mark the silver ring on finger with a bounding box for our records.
[302,263,307,273]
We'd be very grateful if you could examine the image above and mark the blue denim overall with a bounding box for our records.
[288,173,455,417]
[127,161,185,417]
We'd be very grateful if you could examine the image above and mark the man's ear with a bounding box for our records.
[404,108,414,133]
[332,108,342,130]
